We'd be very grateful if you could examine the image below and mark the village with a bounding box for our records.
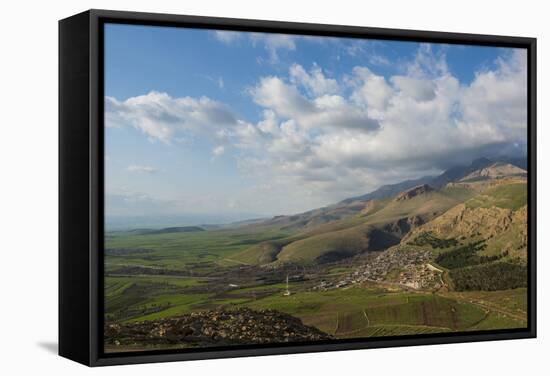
[314,247,443,291]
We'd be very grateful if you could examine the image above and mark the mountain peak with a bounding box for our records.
[460,162,527,182]
[395,184,434,201]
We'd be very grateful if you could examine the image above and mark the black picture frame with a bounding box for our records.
[59,9,537,367]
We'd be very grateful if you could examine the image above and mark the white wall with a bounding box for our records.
[1,0,547,374]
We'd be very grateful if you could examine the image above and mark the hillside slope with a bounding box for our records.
[232,156,527,267]
[234,185,467,265]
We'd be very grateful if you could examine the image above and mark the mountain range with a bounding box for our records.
[341,156,526,204]
[230,156,528,266]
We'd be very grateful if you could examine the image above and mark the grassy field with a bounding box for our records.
[105,266,527,339]
[245,287,526,336]
[465,183,527,210]
[105,227,291,272]
[105,275,210,322]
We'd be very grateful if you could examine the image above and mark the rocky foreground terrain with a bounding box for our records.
[105,308,331,348]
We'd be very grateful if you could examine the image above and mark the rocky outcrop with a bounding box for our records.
[513,205,528,249]
[407,204,510,239]
[105,308,331,348]
[395,184,434,201]
[403,203,527,259]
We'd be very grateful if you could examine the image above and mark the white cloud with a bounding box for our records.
[127,165,158,174]
[250,33,296,62]
[349,66,393,114]
[214,30,242,44]
[105,91,238,143]
[407,43,449,78]
[235,47,527,202]
[289,63,340,96]
[249,76,315,119]
[106,46,527,209]
[213,30,297,63]
[390,76,436,101]
[248,76,379,132]
[459,49,527,141]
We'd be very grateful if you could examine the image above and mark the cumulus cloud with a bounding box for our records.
[248,75,380,132]
[459,49,527,140]
[349,66,393,114]
[249,76,315,119]
[391,76,436,101]
[105,91,238,143]
[234,47,527,201]
[289,63,340,96]
[106,46,527,208]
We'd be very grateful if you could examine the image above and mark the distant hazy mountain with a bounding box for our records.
[341,156,527,204]
[127,226,205,235]
[339,175,434,204]
[105,212,266,231]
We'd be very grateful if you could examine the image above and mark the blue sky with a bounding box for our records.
[104,23,527,223]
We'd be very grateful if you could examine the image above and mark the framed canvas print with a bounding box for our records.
[59,9,537,366]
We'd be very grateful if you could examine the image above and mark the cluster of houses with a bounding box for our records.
[314,248,442,291]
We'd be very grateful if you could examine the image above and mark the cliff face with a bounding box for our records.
[411,204,511,237]
[403,203,527,259]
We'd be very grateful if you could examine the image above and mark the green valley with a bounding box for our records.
[104,158,529,352]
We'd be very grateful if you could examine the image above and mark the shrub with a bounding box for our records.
[449,262,527,291]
